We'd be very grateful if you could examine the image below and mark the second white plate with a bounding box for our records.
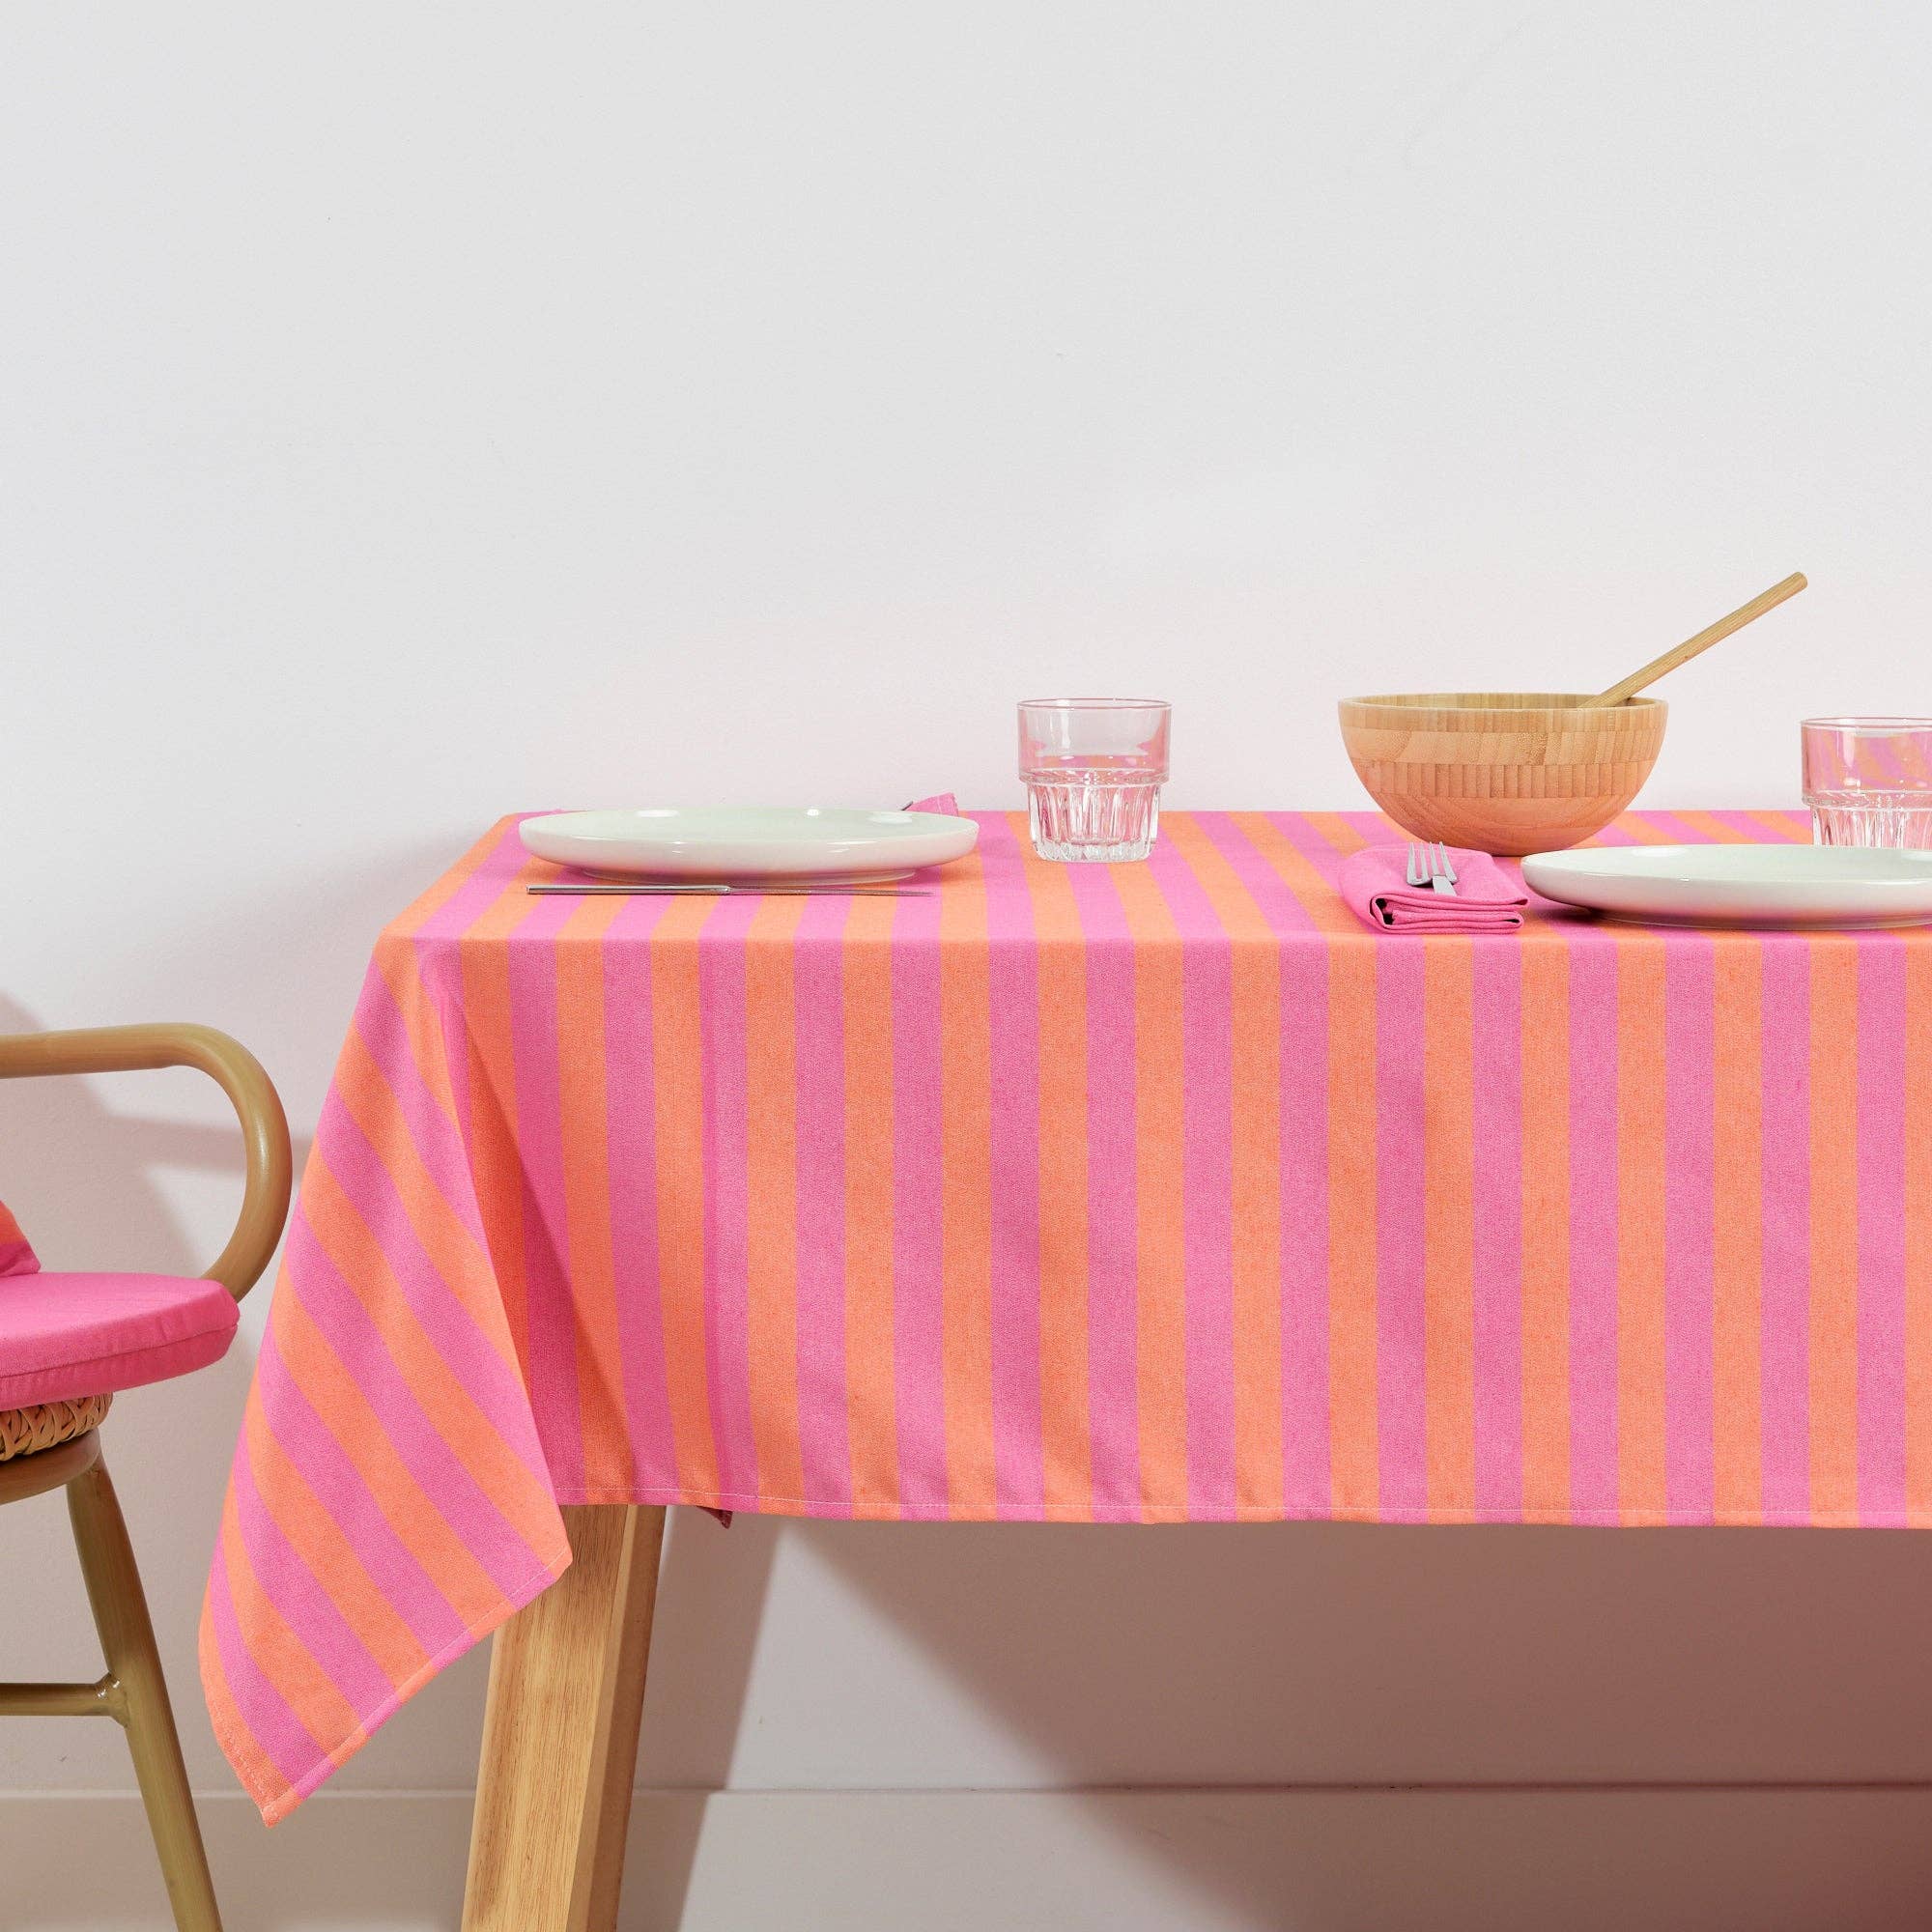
[1521,842,1932,928]
[520,807,980,884]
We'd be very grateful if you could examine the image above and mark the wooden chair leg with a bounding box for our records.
[66,1449,222,1932]
[463,1504,667,1932]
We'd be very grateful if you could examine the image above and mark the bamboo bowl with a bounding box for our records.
[1338,692,1667,855]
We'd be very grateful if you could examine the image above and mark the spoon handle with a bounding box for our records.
[1584,571,1807,708]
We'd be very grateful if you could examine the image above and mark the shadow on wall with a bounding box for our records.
[637,1508,1932,1928]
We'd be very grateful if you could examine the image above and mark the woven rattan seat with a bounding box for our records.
[0,1394,113,1462]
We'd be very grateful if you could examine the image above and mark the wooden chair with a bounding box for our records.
[0,1026,292,1932]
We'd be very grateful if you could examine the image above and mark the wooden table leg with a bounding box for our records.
[462,1504,667,1932]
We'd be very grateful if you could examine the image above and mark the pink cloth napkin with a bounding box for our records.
[1339,844,1528,934]
[904,792,960,815]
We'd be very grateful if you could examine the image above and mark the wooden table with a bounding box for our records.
[200,810,1932,1916]
[462,1506,666,1932]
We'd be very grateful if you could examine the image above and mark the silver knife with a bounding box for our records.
[526,883,928,897]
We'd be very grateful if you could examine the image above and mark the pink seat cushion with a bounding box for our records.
[0,1269,240,1407]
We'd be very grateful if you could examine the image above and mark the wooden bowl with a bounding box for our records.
[1337,692,1667,855]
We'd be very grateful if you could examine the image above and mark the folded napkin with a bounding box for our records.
[1339,844,1529,934]
[904,792,961,815]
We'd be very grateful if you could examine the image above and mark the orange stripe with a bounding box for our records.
[298,1161,563,1554]
[1614,931,1668,1521]
[1107,861,1187,1513]
[843,895,900,1514]
[1609,813,1678,845]
[649,898,723,1498]
[939,846,995,1509]
[1711,935,1764,1519]
[1228,813,1373,938]
[1519,936,1571,1514]
[1424,940,1476,1510]
[1217,817,1375,1506]
[368,937,474,1142]
[1304,811,1374,858]
[199,1592,282,1810]
[1906,936,1932,1518]
[1307,819,1380,1513]
[454,861,543,1367]
[328,1027,520,1380]
[1671,810,1755,846]
[1017,838,1093,1514]
[270,1284,511,1625]
[745,894,808,1508]
[1808,937,1861,1517]
[554,895,634,1493]
[243,1389,429,1689]
[1161,816,1285,1515]
[217,1483,365,1758]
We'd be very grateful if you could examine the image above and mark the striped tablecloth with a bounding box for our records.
[202,809,1932,1820]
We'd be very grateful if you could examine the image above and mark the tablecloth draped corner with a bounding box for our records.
[199,917,578,1818]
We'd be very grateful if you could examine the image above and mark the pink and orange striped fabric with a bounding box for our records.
[203,810,1932,1820]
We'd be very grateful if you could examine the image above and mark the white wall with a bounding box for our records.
[6,3,1932,1926]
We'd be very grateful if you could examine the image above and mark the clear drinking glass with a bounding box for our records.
[1802,717,1932,847]
[1018,698,1171,862]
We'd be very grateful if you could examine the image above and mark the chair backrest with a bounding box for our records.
[0,1026,291,1299]
[0,1201,37,1277]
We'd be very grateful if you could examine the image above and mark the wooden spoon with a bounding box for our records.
[1582,571,1807,707]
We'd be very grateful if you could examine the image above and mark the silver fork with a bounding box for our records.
[1406,841,1458,895]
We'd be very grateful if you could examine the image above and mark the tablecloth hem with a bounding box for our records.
[231,1538,573,1827]
[553,1484,1917,1529]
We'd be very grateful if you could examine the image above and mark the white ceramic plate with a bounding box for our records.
[519,807,980,884]
[1521,843,1932,928]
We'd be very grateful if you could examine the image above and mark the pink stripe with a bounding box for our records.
[791,895,856,1514]
[980,812,1045,1515]
[1643,810,1714,844]
[407,820,527,945]
[318,1092,552,1488]
[230,1433,396,1715]
[414,829,533,1157]
[1759,936,1811,1520]
[357,964,492,1255]
[698,895,762,1505]
[1567,942,1620,1519]
[1662,936,1717,1521]
[890,876,948,1516]
[1471,941,1524,1519]
[600,897,681,1490]
[1146,828,1236,1516]
[206,1535,330,1789]
[284,1211,558,1597]
[1213,816,1332,1513]
[254,1327,467,1654]
[1340,810,1400,845]
[1278,814,1352,885]
[503,895,585,1491]
[1065,860,1140,1520]
[1375,943,1427,1513]
[1857,939,1909,1523]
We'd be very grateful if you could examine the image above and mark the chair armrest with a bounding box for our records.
[0,1024,293,1300]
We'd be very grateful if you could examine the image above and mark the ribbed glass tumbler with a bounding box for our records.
[1802,717,1932,847]
[1018,698,1171,863]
